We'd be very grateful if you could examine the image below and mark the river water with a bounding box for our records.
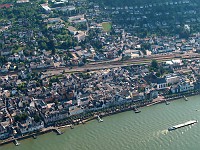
[2,95,200,150]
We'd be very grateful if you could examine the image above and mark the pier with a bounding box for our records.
[70,125,74,129]
[53,128,63,135]
[183,96,188,101]
[97,115,103,122]
[14,139,20,146]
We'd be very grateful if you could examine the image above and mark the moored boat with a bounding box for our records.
[133,107,141,113]
[165,101,170,105]
[33,135,37,139]
[70,125,74,129]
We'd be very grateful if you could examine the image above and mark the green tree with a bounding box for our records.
[39,0,46,4]
[0,56,7,65]
[48,40,56,55]
[33,114,41,123]
[14,113,28,122]
[151,59,158,70]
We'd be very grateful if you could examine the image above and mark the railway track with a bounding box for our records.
[1,53,200,77]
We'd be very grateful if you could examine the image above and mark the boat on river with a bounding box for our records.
[70,125,74,129]
[165,101,170,105]
[133,107,141,113]
[33,135,37,139]
[168,120,198,131]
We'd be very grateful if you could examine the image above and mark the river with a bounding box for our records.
[2,95,200,150]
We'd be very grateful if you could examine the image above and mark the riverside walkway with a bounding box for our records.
[0,127,63,146]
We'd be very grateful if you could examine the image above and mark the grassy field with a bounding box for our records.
[102,22,112,32]
[12,46,24,54]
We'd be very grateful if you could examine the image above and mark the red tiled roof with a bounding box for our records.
[0,4,13,9]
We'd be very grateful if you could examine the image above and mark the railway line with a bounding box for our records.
[43,53,200,75]
[1,53,200,77]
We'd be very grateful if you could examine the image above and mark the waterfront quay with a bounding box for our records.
[2,95,200,150]
[1,101,145,146]
[0,126,63,146]
[1,89,198,147]
[0,101,139,146]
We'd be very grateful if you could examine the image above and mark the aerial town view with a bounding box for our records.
[0,0,200,149]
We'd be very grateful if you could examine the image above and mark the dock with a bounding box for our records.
[14,139,20,146]
[146,101,161,106]
[53,128,63,135]
[97,115,103,122]
[70,124,74,129]
[183,96,188,101]
[168,120,198,131]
